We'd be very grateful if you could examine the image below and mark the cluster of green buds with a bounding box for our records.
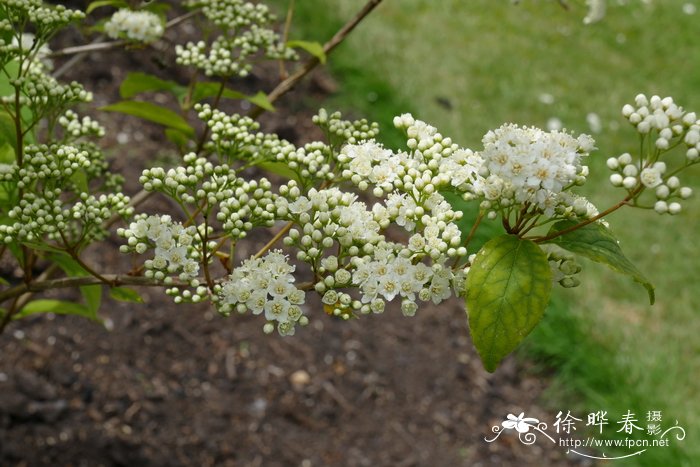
[176,0,296,77]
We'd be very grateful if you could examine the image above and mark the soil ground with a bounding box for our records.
[0,5,592,466]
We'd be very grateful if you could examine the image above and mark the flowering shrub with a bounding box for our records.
[0,0,697,372]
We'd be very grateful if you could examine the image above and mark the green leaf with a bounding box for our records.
[86,0,128,14]
[142,2,171,15]
[69,169,89,193]
[0,61,18,96]
[546,220,655,304]
[0,141,14,164]
[110,287,143,303]
[256,161,298,181]
[246,91,275,112]
[0,111,17,153]
[0,276,9,286]
[50,253,103,314]
[190,82,244,104]
[22,242,64,253]
[15,299,97,321]
[119,72,187,100]
[101,101,194,136]
[286,40,326,64]
[466,234,552,372]
[189,84,275,111]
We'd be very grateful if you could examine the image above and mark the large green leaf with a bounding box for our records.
[16,299,97,321]
[119,72,187,100]
[466,234,552,372]
[546,220,654,304]
[100,101,194,136]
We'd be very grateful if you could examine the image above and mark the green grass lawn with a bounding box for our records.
[275,1,700,465]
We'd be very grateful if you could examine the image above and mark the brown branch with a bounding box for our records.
[279,0,296,80]
[0,295,21,334]
[49,10,201,60]
[532,186,643,243]
[0,275,196,304]
[49,41,126,58]
[248,0,384,119]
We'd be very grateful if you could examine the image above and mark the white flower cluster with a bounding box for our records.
[476,124,593,216]
[338,115,472,252]
[105,9,164,43]
[176,0,295,77]
[274,178,467,317]
[118,215,202,284]
[611,94,697,214]
[351,251,463,317]
[218,250,308,336]
[277,185,384,256]
[58,110,105,140]
[341,114,482,198]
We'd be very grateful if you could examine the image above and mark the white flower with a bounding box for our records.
[476,124,592,213]
[105,9,164,43]
[264,297,290,322]
[219,250,307,334]
[640,167,663,188]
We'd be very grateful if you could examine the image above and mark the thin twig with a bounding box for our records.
[0,295,21,334]
[248,0,384,119]
[531,186,643,243]
[52,35,105,78]
[49,41,126,58]
[49,10,201,60]
[165,9,201,28]
[0,275,196,304]
[254,222,293,259]
[278,0,295,80]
